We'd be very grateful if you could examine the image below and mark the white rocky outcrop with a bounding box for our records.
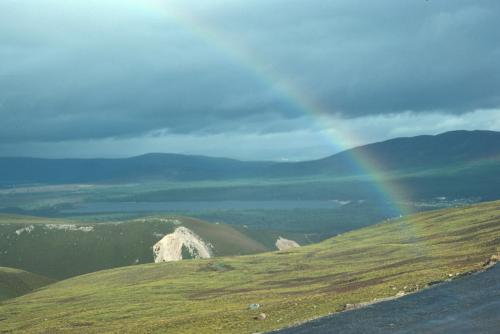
[134,218,182,225]
[15,224,94,236]
[44,224,94,232]
[15,225,35,235]
[275,236,300,251]
[153,227,212,262]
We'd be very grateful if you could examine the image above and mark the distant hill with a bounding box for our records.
[0,130,498,185]
[0,153,273,185]
[0,214,277,279]
[0,267,54,301]
[267,130,500,176]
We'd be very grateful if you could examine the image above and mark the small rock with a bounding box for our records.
[396,291,405,297]
[248,303,260,310]
[484,259,496,268]
[448,273,454,277]
[254,313,267,321]
[345,303,356,310]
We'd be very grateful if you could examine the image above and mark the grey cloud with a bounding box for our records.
[1,109,498,161]
[0,0,499,146]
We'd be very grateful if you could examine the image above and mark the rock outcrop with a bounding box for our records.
[153,227,212,262]
[275,236,300,251]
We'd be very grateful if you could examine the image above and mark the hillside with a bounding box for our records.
[0,154,273,185]
[1,201,499,333]
[0,130,498,185]
[0,214,270,279]
[267,130,500,176]
[0,267,54,301]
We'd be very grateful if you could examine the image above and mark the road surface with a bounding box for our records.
[272,265,500,334]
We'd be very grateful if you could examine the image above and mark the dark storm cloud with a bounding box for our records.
[0,0,499,144]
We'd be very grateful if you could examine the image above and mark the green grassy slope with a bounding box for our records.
[0,267,54,301]
[0,215,268,279]
[1,201,499,333]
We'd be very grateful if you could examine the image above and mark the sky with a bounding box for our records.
[1,0,499,161]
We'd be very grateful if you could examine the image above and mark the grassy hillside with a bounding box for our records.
[1,201,499,333]
[0,215,269,279]
[268,130,500,177]
[0,267,54,301]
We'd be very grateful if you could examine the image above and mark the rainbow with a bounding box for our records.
[138,0,413,216]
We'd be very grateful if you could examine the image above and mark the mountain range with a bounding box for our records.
[0,130,498,185]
